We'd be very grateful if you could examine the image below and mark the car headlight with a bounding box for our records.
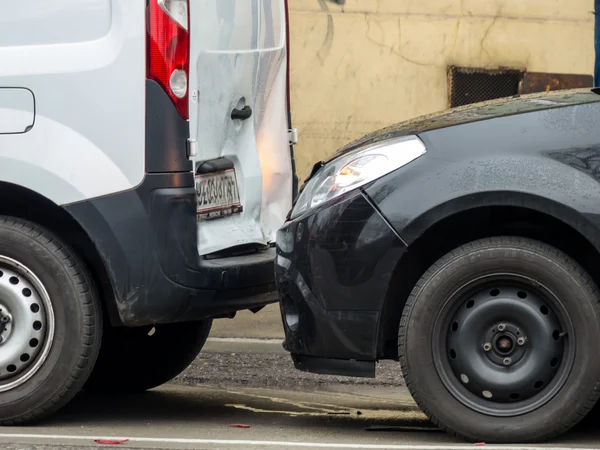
[290,135,426,219]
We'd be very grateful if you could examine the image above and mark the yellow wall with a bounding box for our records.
[288,0,595,180]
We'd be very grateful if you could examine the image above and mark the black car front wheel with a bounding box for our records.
[399,236,600,443]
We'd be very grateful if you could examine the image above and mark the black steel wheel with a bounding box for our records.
[437,280,572,416]
[399,237,600,443]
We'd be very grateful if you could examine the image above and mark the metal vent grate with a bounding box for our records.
[448,66,524,108]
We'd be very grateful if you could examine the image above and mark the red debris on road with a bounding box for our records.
[93,438,129,445]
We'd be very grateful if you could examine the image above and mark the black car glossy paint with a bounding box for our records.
[276,190,406,374]
[334,89,600,160]
[368,94,600,249]
[277,88,600,376]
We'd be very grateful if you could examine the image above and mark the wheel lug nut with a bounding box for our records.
[1,316,9,323]
[497,324,506,332]
[517,337,526,346]
[503,357,512,366]
[483,343,492,352]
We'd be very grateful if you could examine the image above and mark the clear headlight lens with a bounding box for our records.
[290,135,426,219]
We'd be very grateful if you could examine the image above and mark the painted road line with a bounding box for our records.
[206,337,283,344]
[0,434,594,450]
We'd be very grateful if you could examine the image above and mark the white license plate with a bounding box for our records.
[195,169,243,221]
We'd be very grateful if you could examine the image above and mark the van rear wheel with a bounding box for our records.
[399,237,600,443]
[84,320,212,393]
[0,217,103,425]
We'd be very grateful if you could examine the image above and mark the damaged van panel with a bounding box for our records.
[188,0,292,256]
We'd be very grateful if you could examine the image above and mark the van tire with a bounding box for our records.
[398,236,600,443]
[0,216,103,425]
[84,320,212,393]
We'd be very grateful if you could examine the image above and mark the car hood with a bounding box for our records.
[331,88,600,160]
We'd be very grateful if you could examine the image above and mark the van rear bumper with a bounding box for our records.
[63,172,278,327]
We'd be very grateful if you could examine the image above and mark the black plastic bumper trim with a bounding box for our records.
[145,79,192,173]
[196,157,235,174]
[64,172,278,327]
[291,353,376,378]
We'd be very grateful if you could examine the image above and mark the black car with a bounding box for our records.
[275,88,600,443]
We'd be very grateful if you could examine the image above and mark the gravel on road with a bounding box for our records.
[175,351,404,390]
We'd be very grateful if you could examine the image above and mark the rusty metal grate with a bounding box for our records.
[448,66,524,108]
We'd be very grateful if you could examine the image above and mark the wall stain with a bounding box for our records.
[480,16,499,63]
[317,0,335,64]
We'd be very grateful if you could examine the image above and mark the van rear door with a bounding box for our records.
[188,0,295,256]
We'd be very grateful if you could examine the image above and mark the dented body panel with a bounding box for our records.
[188,0,293,256]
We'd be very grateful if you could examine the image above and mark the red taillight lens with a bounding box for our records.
[147,0,190,119]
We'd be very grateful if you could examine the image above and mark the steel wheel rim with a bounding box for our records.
[432,273,575,417]
[0,255,55,392]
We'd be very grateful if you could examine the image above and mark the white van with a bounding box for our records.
[0,0,296,424]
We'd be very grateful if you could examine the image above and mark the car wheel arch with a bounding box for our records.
[376,191,600,360]
[0,181,120,326]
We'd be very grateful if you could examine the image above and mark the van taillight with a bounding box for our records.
[147,0,190,120]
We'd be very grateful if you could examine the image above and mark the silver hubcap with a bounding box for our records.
[0,256,54,392]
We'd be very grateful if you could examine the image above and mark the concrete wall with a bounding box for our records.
[288,0,595,180]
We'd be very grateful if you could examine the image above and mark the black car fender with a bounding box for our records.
[365,147,600,251]
[364,146,600,358]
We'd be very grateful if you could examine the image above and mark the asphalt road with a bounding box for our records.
[208,304,284,340]
[2,307,600,449]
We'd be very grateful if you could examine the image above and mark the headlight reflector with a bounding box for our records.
[290,135,426,219]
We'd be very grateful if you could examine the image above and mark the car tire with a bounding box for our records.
[84,320,212,393]
[0,216,103,425]
[399,236,600,443]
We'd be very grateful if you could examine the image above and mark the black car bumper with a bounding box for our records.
[275,190,406,377]
[65,172,278,327]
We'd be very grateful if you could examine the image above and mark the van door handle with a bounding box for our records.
[231,106,252,121]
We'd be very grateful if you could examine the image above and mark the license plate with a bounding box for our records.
[195,169,243,220]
